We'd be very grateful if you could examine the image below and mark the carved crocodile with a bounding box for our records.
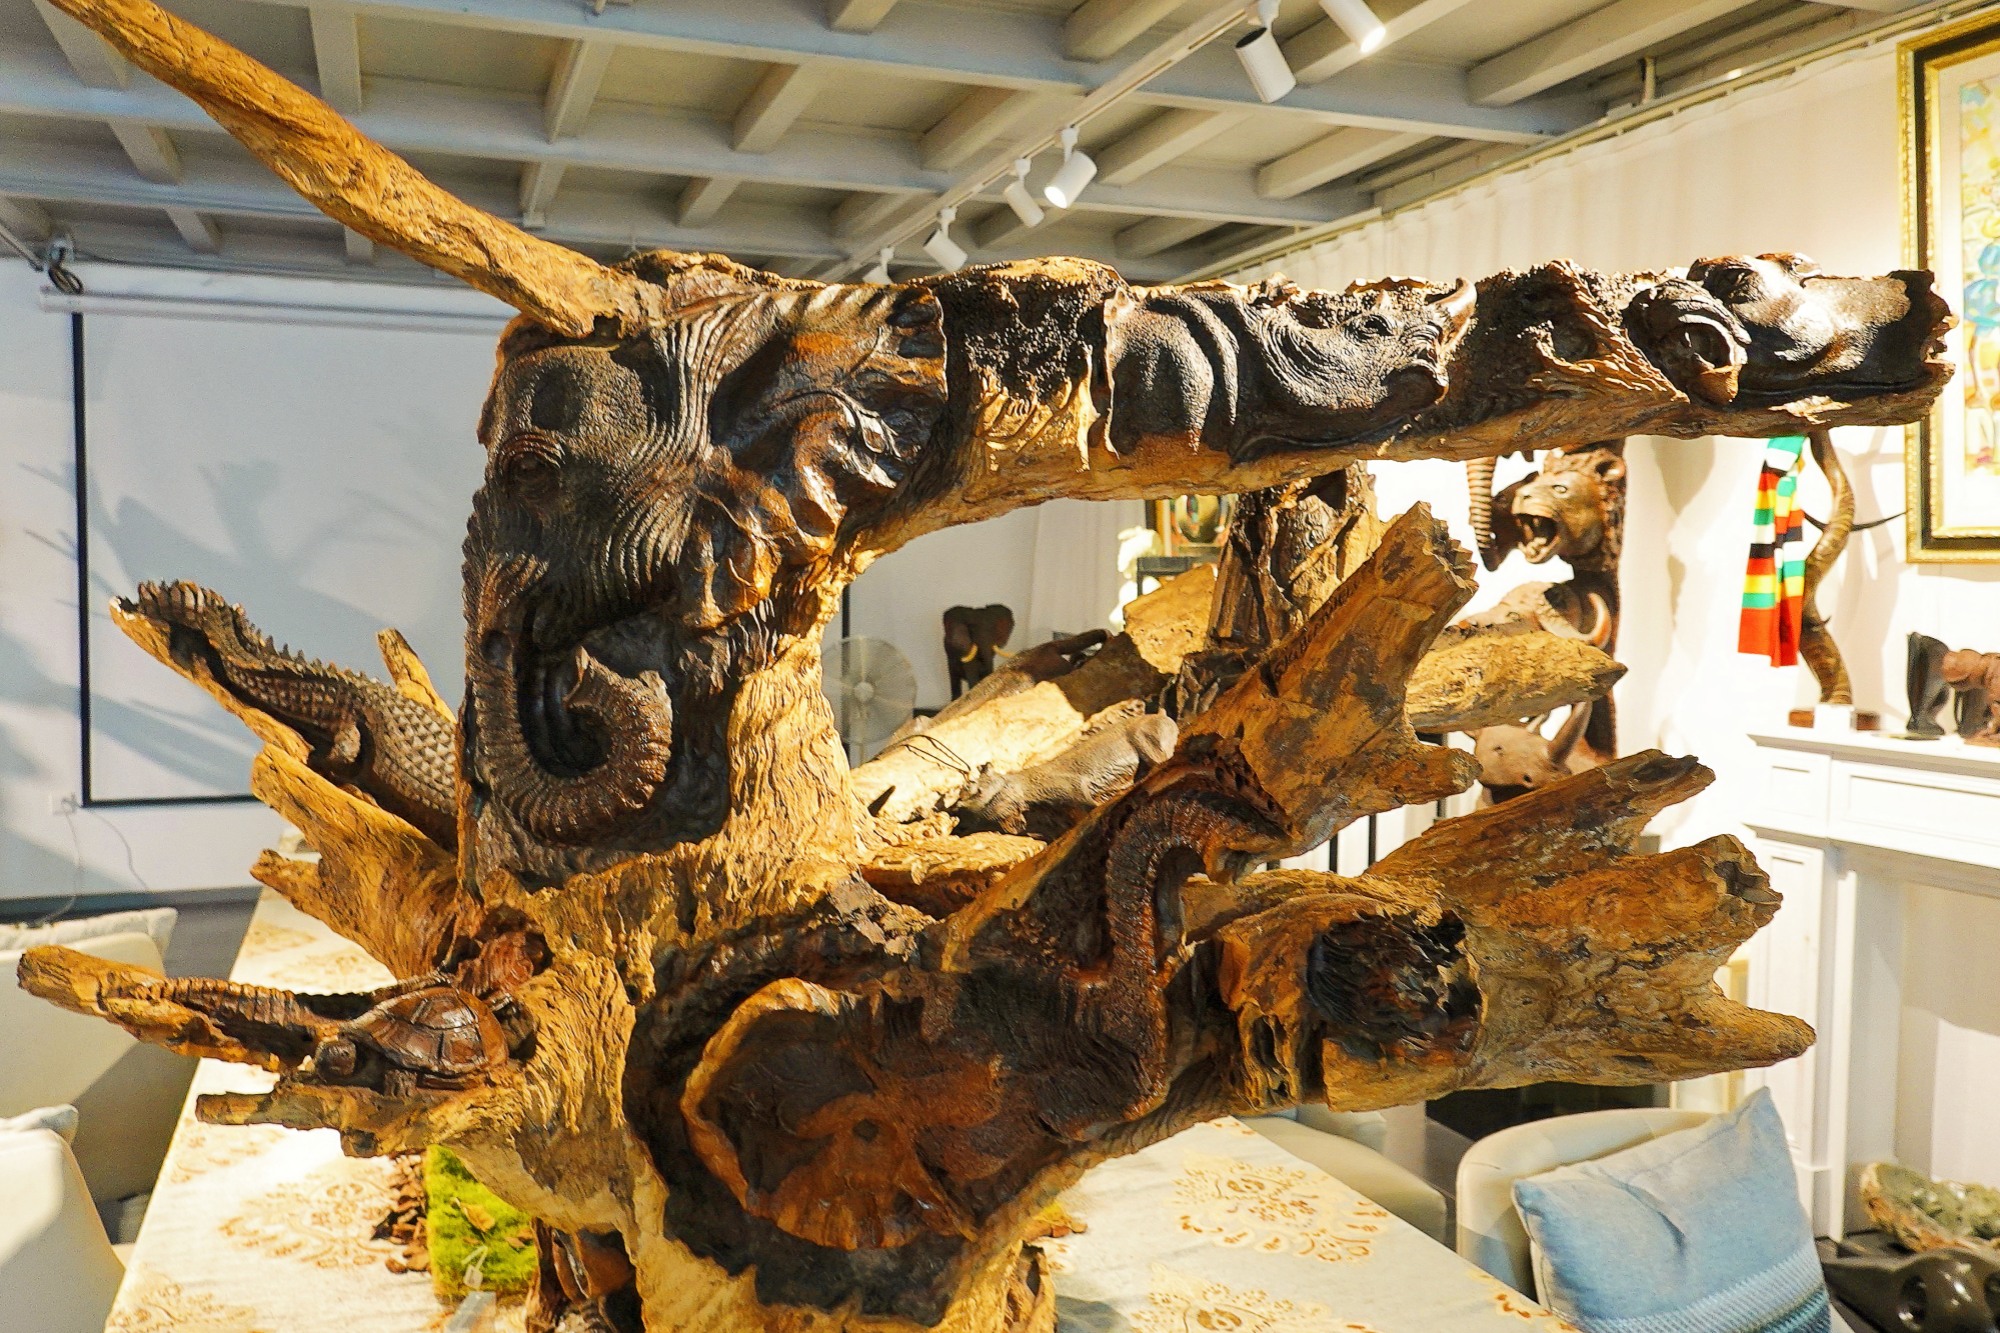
[127,582,457,848]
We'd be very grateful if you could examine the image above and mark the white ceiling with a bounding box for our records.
[0,0,1939,287]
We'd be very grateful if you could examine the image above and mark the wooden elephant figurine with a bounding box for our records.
[943,604,1015,699]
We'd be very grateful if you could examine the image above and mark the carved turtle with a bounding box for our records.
[313,986,509,1089]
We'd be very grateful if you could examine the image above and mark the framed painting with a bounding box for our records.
[1905,13,2000,561]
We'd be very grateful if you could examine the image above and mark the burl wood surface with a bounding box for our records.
[16,0,1959,1328]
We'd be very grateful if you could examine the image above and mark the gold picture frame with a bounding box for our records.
[1904,12,2000,561]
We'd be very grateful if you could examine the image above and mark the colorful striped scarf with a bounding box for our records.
[1739,435,1809,666]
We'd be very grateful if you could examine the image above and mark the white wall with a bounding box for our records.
[0,262,511,900]
[0,261,1135,900]
[1242,41,2000,852]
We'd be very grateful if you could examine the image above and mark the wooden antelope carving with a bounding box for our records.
[14,1,1957,1328]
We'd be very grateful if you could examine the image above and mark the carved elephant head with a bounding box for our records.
[941,604,1014,698]
[1626,253,1952,405]
[462,260,948,853]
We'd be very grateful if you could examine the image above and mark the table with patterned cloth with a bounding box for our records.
[110,892,1574,1333]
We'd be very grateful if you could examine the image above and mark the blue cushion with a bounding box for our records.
[1511,1089,1830,1333]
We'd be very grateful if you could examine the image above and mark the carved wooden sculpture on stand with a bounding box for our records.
[1461,440,1627,797]
[13,4,1957,1330]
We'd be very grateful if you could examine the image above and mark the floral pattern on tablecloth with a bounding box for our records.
[1048,1119,1579,1333]
[1173,1150,1385,1263]
[106,1264,272,1333]
[1131,1265,1346,1333]
[220,1156,410,1269]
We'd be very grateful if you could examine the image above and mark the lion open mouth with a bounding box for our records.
[1515,511,1560,564]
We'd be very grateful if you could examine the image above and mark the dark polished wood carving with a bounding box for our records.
[14,0,1957,1327]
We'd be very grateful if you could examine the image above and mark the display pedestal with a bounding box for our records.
[1742,728,2000,1236]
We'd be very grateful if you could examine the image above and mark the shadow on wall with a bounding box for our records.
[82,451,464,802]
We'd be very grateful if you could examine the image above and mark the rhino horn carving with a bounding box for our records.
[41,0,662,338]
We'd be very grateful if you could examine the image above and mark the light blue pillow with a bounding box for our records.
[1511,1089,1830,1333]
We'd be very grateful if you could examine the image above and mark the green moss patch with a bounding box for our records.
[423,1145,538,1301]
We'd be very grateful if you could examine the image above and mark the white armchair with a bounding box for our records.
[1,911,190,1208]
[0,1124,126,1333]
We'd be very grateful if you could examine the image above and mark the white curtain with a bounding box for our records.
[1023,498,1146,644]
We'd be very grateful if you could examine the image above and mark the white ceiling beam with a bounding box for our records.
[308,6,364,113]
[29,0,128,88]
[1096,108,1246,186]
[971,204,1031,252]
[1065,0,1184,62]
[1469,0,1762,107]
[1117,214,1221,259]
[0,195,54,241]
[1258,127,1426,199]
[733,62,826,153]
[1806,0,1916,10]
[163,206,221,253]
[827,0,899,32]
[677,175,739,225]
[30,0,196,189]
[0,140,1189,281]
[0,54,1357,231]
[832,189,924,239]
[920,87,1054,172]
[208,0,1584,143]
[1282,0,1480,85]
[518,160,565,227]
[343,227,375,263]
[545,38,615,139]
[109,123,182,183]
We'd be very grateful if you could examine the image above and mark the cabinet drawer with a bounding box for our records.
[1753,746,1830,836]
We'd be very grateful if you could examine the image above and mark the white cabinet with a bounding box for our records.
[1742,730,2000,1237]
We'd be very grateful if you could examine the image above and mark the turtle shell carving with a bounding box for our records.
[346,987,509,1080]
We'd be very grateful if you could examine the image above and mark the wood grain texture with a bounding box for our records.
[11,0,1958,1325]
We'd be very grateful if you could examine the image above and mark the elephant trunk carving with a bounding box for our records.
[470,639,674,846]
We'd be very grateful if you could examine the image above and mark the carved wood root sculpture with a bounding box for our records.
[14,2,1956,1328]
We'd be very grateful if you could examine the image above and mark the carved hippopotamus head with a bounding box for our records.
[1106,276,1477,460]
[1626,253,1952,405]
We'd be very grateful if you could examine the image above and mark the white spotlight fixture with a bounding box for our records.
[865,246,893,283]
[923,207,968,270]
[1042,127,1097,209]
[1002,157,1045,229]
[1235,0,1294,103]
[1318,0,1385,54]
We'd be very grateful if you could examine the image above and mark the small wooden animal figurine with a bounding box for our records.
[1903,633,1952,739]
[942,604,1015,699]
[1942,648,2000,745]
[953,711,1178,838]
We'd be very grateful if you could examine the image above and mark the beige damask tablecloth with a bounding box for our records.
[108,891,1573,1333]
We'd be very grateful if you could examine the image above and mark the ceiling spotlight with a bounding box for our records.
[1043,127,1097,209]
[1318,0,1385,55]
[865,246,893,283]
[923,207,968,270]
[1235,0,1294,103]
[1003,157,1045,229]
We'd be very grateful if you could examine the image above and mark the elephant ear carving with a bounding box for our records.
[680,285,948,626]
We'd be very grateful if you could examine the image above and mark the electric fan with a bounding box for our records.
[824,636,918,754]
